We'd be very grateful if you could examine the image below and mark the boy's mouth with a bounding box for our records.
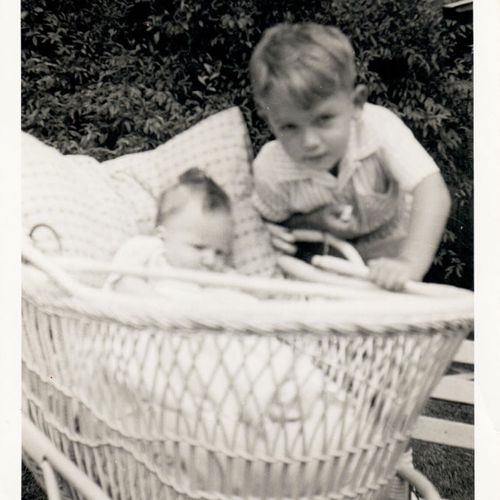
[302,153,326,162]
[302,153,336,168]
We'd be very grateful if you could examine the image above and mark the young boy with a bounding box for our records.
[250,23,451,291]
[107,167,234,293]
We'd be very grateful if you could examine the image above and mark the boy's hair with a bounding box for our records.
[250,23,357,110]
[156,167,231,226]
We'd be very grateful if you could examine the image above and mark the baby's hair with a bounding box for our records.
[250,23,357,111]
[156,167,231,226]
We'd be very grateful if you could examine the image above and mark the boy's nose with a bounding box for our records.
[302,128,321,150]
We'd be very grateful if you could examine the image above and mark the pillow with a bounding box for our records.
[104,107,277,276]
[22,133,139,262]
[22,107,277,277]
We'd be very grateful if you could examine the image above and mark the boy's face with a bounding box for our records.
[160,195,233,272]
[263,87,364,172]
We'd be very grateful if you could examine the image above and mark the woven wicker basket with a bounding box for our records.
[22,240,473,500]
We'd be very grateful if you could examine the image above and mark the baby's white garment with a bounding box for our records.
[100,330,359,496]
[105,234,258,305]
[104,235,170,289]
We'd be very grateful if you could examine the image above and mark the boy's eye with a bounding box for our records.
[279,123,297,133]
[317,114,335,125]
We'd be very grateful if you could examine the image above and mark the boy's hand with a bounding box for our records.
[266,222,297,254]
[367,257,420,292]
[286,204,359,239]
[320,205,360,239]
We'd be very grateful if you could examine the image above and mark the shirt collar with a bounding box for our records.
[352,106,380,160]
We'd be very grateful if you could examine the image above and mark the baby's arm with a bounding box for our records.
[105,237,157,293]
[113,274,152,293]
[367,172,451,290]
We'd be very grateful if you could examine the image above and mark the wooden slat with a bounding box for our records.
[412,416,474,449]
[443,0,473,12]
[452,339,474,364]
[443,372,473,381]
[430,376,474,404]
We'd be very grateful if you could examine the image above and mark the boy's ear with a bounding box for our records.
[352,84,368,113]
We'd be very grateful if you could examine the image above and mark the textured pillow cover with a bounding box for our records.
[22,107,277,276]
[22,133,139,262]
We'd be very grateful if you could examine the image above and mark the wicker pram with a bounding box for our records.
[21,108,473,500]
[22,241,473,500]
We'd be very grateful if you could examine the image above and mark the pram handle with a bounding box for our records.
[291,229,365,267]
[287,229,463,298]
[22,239,393,301]
[23,235,467,302]
[312,255,464,298]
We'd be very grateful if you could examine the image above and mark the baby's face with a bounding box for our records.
[159,197,233,272]
[264,89,358,172]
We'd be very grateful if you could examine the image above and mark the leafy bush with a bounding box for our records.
[21,0,473,289]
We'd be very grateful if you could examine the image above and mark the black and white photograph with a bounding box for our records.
[1,0,499,499]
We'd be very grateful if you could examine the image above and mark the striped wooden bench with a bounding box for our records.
[413,339,474,449]
[406,338,474,499]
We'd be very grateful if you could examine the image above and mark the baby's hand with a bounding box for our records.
[367,258,416,292]
[266,222,297,255]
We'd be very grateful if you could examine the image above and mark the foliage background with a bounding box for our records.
[21,1,474,498]
[21,0,473,290]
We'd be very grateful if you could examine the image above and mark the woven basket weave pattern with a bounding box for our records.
[22,282,471,499]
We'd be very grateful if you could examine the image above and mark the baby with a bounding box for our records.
[107,167,233,293]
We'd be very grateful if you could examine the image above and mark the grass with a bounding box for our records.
[413,440,474,499]
[411,386,474,500]
[22,463,46,500]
